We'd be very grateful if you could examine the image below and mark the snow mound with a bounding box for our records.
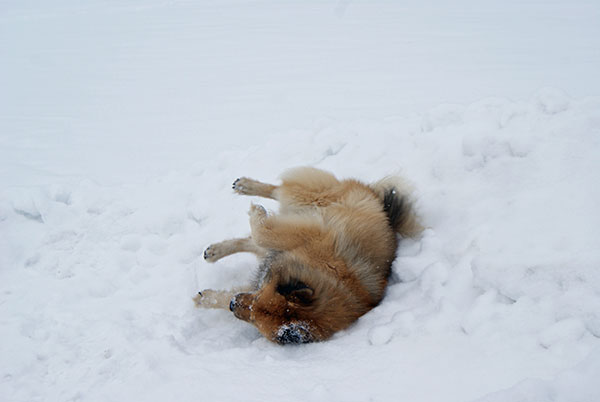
[2,93,600,402]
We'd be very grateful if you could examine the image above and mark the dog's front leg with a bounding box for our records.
[194,287,252,310]
[204,237,267,262]
[249,204,323,251]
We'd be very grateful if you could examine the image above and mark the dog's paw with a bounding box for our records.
[231,177,253,195]
[193,291,204,307]
[203,244,223,263]
[233,177,259,195]
[193,290,218,308]
[248,203,267,225]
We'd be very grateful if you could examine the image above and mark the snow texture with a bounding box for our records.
[1,1,600,401]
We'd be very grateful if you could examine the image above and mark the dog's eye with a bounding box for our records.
[276,281,309,294]
[276,281,314,304]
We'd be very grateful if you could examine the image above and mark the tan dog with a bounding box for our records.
[194,167,422,344]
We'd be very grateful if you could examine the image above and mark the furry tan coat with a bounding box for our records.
[194,167,422,344]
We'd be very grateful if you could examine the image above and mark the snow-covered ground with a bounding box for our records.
[1,1,600,401]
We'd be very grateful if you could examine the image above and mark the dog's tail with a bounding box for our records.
[371,176,423,238]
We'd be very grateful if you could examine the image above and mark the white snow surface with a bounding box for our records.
[2,1,600,401]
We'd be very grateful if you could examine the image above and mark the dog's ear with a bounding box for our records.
[276,281,314,305]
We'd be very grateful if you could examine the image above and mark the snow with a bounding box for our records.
[1,1,600,401]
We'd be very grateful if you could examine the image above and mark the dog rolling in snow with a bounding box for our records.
[194,167,422,344]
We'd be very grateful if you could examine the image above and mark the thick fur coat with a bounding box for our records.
[194,167,422,344]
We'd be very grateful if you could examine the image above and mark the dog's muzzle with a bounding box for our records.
[230,293,253,322]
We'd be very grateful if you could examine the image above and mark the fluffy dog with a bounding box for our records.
[194,167,422,344]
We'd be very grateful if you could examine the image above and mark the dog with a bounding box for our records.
[194,167,422,344]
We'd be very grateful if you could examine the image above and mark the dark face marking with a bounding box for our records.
[276,280,314,305]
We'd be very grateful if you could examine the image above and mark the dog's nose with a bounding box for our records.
[230,293,253,322]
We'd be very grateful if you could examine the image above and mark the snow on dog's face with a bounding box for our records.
[230,278,317,344]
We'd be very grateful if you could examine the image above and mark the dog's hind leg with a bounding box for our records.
[248,204,325,251]
[233,177,278,199]
[204,237,267,263]
[275,167,341,210]
[232,168,340,206]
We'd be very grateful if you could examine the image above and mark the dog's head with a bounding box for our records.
[229,253,372,344]
[230,278,317,344]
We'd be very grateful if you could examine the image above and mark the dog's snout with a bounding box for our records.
[230,292,253,322]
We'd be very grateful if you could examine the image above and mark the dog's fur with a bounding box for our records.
[194,167,422,344]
